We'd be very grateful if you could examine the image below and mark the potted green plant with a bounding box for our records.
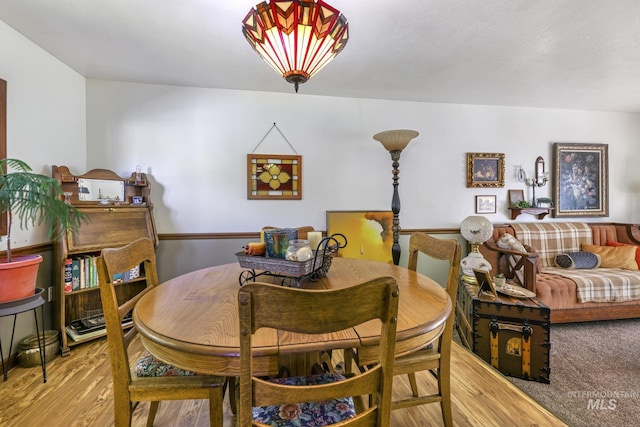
[513,200,531,208]
[0,158,84,302]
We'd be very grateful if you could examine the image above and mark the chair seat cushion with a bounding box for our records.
[252,373,356,426]
[135,351,197,377]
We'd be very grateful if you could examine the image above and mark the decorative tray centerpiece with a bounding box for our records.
[236,251,319,276]
[236,233,347,287]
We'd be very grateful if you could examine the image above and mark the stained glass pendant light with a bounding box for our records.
[242,0,349,92]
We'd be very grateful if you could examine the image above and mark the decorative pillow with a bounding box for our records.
[581,243,639,270]
[606,241,640,268]
[554,252,601,269]
[496,233,541,271]
[496,233,527,253]
[496,233,537,275]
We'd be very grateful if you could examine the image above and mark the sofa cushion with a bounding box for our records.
[581,243,639,270]
[606,241,640,268]
[496,233,528,274]
[497,233,527,253]
[554,252,601,269]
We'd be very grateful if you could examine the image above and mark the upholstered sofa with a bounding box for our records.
[479,222,640,323]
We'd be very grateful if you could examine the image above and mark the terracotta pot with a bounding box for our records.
[0,255,43,303]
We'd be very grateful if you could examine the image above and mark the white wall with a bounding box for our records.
[0,20,87,252]
[0,20,86,354]
[87,80,640,235]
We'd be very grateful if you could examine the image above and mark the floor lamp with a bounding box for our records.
[373,129,419,265]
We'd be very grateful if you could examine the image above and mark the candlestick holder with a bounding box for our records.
[527,156,549,207]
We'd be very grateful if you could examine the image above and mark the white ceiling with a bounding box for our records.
[2,0,640,113]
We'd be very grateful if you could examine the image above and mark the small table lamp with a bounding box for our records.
[460,215,494,283]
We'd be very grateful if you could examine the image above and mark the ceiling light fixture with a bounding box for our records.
[242,0,349,93]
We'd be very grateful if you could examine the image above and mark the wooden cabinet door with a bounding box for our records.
[67,207,156,253]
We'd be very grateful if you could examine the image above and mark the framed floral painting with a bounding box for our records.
[553,143,608,217]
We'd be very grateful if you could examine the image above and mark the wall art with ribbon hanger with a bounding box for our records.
[247,123,302,200]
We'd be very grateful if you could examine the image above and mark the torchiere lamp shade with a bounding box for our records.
[373,129,419,152]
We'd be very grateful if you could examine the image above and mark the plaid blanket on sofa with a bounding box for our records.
[511,222,640,303]
[510,222,593,268]
[543,267,640,303]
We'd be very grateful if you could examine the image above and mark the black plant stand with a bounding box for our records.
[0,288,47,383]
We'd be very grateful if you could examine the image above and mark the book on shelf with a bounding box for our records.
[65,325,107,342]
[64,258,73,293]
[84,256,93,288]
[113,264,141,284]
[65,311,133,342]
[63,254,141,294]
[64,254,105,292]
[79,256,86,289]
[92,256,99,287]
[71,258,81,291]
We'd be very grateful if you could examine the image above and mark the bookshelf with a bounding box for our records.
[52,166,158,356]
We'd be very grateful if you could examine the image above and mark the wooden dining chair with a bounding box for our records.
[391,232,461,426]
[97,237,226,427]
[237,277,400,427]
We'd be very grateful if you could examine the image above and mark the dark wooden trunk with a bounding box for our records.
[456,281,551,383]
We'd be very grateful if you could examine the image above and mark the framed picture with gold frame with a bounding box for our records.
[473,269,497,297]
[247,154,302,200]
[552,143,608,217]
[466,152,505,188]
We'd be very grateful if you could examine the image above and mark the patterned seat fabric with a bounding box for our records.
[252,373,356,427]
[135,351,197,377]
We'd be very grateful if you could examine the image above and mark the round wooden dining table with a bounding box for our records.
[133,257,451,377]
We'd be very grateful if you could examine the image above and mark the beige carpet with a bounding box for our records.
[502,319,640,427]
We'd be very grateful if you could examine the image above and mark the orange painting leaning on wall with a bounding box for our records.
[326,210,393,263]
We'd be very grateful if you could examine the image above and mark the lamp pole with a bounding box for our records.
[389,149,403,265]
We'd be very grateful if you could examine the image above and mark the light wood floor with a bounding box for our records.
[0,337,566,426]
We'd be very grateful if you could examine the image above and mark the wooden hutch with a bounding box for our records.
[52,166,157,356]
